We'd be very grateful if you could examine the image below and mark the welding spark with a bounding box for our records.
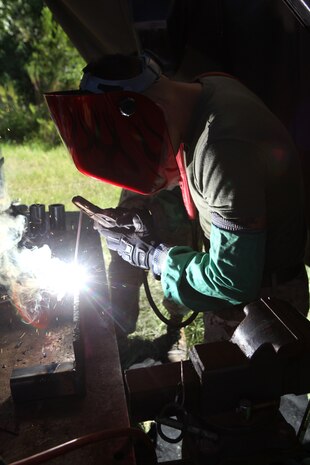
[0,214,90,328]
[0,158,92,328]
[9,244,90,328]
[16,244,89,299]
[46,260,89,298]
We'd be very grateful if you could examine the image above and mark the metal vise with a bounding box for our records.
[125,297,310,463]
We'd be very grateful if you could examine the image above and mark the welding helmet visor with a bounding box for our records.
[44,90,179,194]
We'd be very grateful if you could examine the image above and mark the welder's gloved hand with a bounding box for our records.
[92,207,131,229]
[95,207,156,238]
[98,228,170,278]
[94,208,170,278]
[113,208,155,236]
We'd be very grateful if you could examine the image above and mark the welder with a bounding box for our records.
[107,187,200,360]
[45,53,309,342]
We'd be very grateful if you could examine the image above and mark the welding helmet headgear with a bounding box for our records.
[44,54,180,194]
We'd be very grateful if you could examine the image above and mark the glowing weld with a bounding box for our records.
[11,245,90,328]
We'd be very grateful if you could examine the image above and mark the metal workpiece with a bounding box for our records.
[49,203,66,232]
[10,202,28,217]
[10,361,81,402]
[29,203,46,235]
[5,209,105,403]
[0,208,132,465]
[22,203,67,241]
[9,295,85,403]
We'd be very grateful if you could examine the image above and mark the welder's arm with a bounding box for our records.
[161,217,266,312]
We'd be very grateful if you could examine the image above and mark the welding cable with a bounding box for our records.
[156,403,218,444]
[7,427,156,465]
[156,402,189,443]
[142,272,198,328]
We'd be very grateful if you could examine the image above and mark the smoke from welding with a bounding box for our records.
[0,157,85,328]
[0,156,47,326]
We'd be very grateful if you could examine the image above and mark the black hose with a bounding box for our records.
[156,402,188,444]
[142,272,198,328]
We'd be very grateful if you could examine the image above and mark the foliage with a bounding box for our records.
[29,103,61,146]
[0,80,37,143]
[0,78,61,145]
[26,6,85,98]
[0,0,43,98]
[0,1,85,145]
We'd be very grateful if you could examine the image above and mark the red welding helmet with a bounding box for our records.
[44,55,180,194]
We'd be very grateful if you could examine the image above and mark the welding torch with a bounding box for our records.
[72,195,159,256]
[72,196,125,229]
[72,195,132,252]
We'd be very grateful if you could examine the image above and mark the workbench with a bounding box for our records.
[0,211,136,465]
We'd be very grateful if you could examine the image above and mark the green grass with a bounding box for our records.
[2,142,122,209]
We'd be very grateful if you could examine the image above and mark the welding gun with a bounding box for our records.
[72,195,134,252]
[72,196,166,273]
[72,195,129,230]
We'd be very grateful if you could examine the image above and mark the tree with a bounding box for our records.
[27,6,86,102]
[0,0,85,143]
